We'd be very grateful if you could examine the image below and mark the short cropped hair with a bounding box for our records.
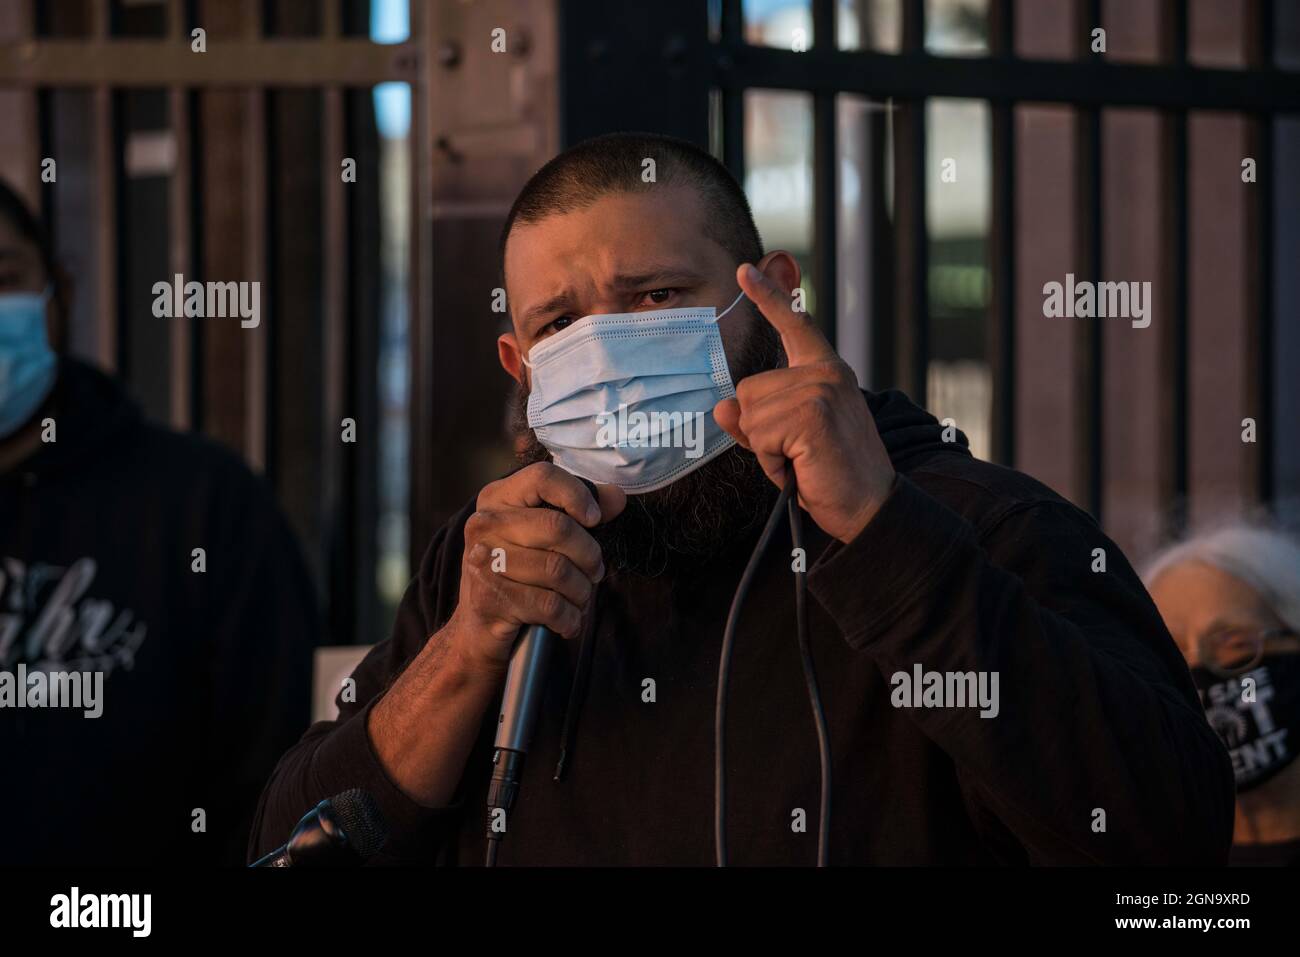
[499,131,764,289]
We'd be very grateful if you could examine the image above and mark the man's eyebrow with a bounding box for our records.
[610,267,708,289]
[520,291,577,329]
[518,267,710,330]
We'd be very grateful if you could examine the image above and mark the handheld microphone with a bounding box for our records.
[484,476,600,866]
[251,788,388,867]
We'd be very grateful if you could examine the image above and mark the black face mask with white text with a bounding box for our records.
[1191,656,1300,792]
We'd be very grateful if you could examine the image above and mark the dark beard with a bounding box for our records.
[510,307,785,577]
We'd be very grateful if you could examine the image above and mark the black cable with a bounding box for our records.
[714,472,796,867]
[788,491,832,867]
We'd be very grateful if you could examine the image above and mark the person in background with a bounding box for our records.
[1145,525,1300,866]
[0,178,319,865]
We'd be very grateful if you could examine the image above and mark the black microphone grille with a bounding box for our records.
[331,788,389,860]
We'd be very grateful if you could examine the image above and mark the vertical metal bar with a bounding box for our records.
[1248,0,1275,506]
[321,0,346,428]
[243,1,268,473]
[989,0,1016,467]
[321,2,353,646]
[812,0,837,347]
[322,0,341,38]
[896,0,927,400]
[902,0,924,53]
[868,104,895,390]
[1164,0,1190,536]
[898,105,927,401]
[92,0,119,372]
[408,0,436,563]
[37,85,52,238]
[720,0,745,184]
[1078,0,1104,520]
[188,80,205,433]
[34,0,54,254]
[321,8,348,605]
[167,0,192,429]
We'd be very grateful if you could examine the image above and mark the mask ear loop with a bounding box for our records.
[714,289,748,322]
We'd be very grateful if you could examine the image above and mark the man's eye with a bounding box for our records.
[640,289,674,306]
[539,316,575,337]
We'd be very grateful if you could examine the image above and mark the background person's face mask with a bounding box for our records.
[523,290,747,494]
[1192,655,1300,792]
[0,286,56,439]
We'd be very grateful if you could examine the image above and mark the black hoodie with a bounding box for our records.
[0,358,319,866]
[251,389,1234,866]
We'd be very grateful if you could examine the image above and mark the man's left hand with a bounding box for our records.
[714,262,896,545]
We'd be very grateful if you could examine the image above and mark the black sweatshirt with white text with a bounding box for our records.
[251,388,1234,865]
[1,358,319,866]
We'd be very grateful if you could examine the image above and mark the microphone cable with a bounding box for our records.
[715,471,832,866]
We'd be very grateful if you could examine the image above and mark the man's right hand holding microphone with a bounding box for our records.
[366,463,623,807]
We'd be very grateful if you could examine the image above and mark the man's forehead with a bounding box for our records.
[504,186,719,293]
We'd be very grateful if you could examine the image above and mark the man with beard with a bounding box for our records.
[251,132,1232,865]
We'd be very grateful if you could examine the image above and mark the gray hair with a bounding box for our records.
[1142,525,1300,634]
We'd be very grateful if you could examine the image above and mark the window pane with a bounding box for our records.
[112,0,167,37]
[1280,1,1300,70]
[926,0,988,56]
[1188,112,1251,525]
[926,98,991,461]
[371,0,409,45]
[1101,0,1163,65]
[1016,0,1076,60]
[267,0,324,37]
[745,89,815,307]
[1189,0,1246,69]
[371,8,412,632]
[1014,105,1084,506]
[743,0,814,50]
[837,0,901,52]
[40,1,95,38]
[121,90,172,420]
[1101,109,1166,561]
[1275,117,1300,522]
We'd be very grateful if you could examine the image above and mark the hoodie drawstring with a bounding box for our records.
[553,603,598,782]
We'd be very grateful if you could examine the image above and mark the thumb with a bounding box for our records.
[713,397,748,448]
[594,483,627,523]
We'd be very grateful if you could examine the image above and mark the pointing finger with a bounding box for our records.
[736,262,836,367]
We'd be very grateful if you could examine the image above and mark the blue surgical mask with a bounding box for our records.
[0,286,57,439]
[523,290,747,494]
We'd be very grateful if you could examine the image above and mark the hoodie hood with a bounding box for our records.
[2,356,142,481]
